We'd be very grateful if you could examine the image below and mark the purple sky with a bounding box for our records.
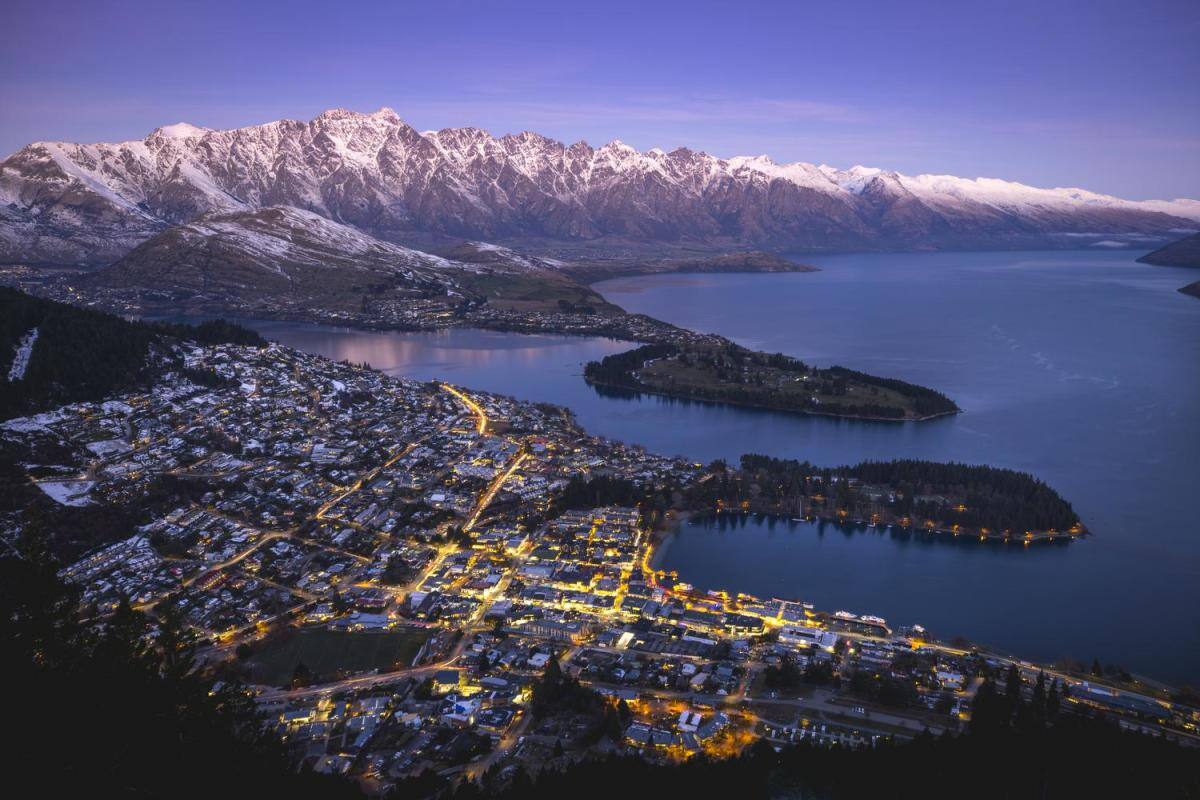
[3,0,1197,199]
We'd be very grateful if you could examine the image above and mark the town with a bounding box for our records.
[3,338,1196,795]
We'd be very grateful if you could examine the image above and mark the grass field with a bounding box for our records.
[248,627,430,686]
[460,272,618,312]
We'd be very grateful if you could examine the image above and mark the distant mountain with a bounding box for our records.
[1137,232,1200,268]
[78,205,612,315]
[3,107,1198,266]
[1180,282,1200,300]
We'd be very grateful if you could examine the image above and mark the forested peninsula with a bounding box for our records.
[584,342,959,421]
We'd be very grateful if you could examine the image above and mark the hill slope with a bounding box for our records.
[1137,232,1200,267]
[78,206,614,316]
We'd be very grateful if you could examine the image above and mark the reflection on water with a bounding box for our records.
[241,323,632,394]
[248,324,625,372]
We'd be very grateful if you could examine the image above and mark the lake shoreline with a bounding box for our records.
[690,508,1083,546]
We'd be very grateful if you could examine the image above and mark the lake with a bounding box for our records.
[239,250,1200,683]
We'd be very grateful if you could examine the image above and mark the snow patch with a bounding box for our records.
[153,122,210,140]
[1,408,68,433]
[86,438,132,457]
[7,327,38,381]
[36,479,96,507]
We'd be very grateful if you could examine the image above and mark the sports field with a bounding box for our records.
[249,627,429,685]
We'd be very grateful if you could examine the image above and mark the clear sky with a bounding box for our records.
[2,0,1197,199]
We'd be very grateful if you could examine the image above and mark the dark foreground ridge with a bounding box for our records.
[445,708,1200,800]
[2,557,367,800]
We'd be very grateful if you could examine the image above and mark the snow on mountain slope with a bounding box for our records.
[2,107,1196,265]
[76,206,602,320]
[149,206,459,274]
[443,240,569,271]
[80,206,474,305]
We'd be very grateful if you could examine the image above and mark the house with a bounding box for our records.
[779,625,839,652]
[697,712,729,741]
[476,707,516,735]
[442,696,480,725]
[936,670,965,691]
[524,618,588,643]
[432,670,462,694]
[624,722,652,747]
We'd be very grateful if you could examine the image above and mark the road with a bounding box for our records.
[465,450,528,532]
[441,383,489,435]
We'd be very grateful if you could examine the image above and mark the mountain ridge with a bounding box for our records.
[3,106,1198,266]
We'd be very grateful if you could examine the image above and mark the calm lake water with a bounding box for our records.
[240,250,1200,683]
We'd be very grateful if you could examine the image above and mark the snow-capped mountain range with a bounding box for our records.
[2,107,1197,266]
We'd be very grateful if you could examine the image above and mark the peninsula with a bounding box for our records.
[1137,233,1200,300]
[688,454,1085,543]
[1137,232,1200,268]
[584,342,960,421]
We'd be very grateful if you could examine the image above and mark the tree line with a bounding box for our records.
[583,341,959,419]
[582,342,679,385]
[689,455,1080,534]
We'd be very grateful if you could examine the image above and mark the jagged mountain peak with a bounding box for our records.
[2,106,1198,266]
[150,122,211,140]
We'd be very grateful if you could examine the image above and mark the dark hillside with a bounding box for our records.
[0,287,263,419]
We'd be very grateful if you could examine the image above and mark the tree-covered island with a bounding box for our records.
[584,342,959,421]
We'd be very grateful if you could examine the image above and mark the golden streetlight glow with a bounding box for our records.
[441,383,488,434]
